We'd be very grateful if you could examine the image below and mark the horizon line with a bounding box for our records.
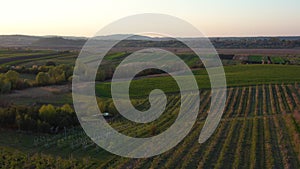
[1,34,300,39]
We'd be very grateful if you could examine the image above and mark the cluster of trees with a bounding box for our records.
[36,64,73,85]
[0,70,32,93]
[72,61,115,82]
[0,63,74,94]
[0,104,78,133]
[0,65,39,74]
[0,63,57,74]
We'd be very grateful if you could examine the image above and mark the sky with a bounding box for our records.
[0,0,300,37]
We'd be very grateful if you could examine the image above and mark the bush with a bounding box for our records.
[39,104,57,125]
[0,78,11,93]
[5,70,19,88]
[36,72,51,85]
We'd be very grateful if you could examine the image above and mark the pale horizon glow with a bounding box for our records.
[1,0,300,37]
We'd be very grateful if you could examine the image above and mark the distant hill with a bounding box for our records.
[0,35,86,50]
[0,34,300,50]
[0,35,40,47]
[31,37,86,49]
[94,34,174,41]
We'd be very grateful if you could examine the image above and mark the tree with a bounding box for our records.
[48,67,65,84]
[15,79,30,90]
[39,104,57,125]
[0,78,11,93]
[36,72,50,85]
[58,64,73,79]
[60,104,74,114]
[5,70,19,88]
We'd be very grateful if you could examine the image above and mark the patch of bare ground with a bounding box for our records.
[1,85,71,102]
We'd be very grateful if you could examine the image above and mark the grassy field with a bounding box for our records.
[96,64,300,98]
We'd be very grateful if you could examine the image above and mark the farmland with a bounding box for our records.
[96,64,300,98]
[1,84,300,168]
[0,50,77,66]
[2,0,300,166]
[0,47,300,168]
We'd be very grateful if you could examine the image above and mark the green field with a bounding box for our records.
[96,65,300,98]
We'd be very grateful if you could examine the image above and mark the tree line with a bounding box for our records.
[0,104,78,133]
[0,70,29,93]
[0,64,73,94]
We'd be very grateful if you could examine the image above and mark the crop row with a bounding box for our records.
[7,84,300,168]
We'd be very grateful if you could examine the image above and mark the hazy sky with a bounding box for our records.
[1,0,300,37]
